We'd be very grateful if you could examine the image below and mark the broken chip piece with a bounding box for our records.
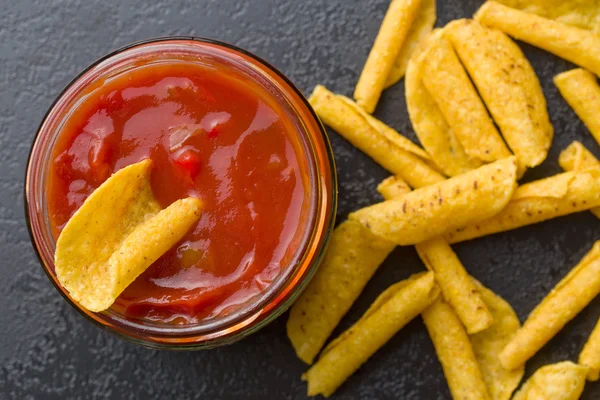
[512,361,588,400]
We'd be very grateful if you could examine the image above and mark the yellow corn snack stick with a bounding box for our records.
[422,297,491,400]
[559,141,600,172]
[354,0,423,112]
[475,1,600,77]
[376,176,412,200]
[445,19,552,169]
[470,280,524,400]
[405,30,481,177]
[512,361,589,400]
[287,220,396,364]
[499,241,600,370]
[385,0,436,87]
[419,34,511,163]
[445,168,600,243]
[495,0,600,33]
[378,174,493,334]
[350,157,517,245]
[559,141,600,219]
[579,318,600,381]
[303,272,440,397]
[416,237,493,334]
[55,160,202,312]
[309,85,445,188]
[554,69,600,146]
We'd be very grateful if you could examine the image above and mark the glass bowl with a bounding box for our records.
[25,37,337,349]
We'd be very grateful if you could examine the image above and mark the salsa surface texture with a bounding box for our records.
[48,60,310,324]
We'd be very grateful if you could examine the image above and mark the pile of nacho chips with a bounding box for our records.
[289,0,600,398]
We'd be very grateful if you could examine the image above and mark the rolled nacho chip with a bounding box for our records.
[376,175,412,200]
[385,0,437,87]
[309,85,445,188]
[287,220,395,364]
[350,157,517,245]
[417,238,493,334]
[512,361,588,400]
[554,69,600,146]
[303,272,440,397]
[579,318,600,381]
[495,0,600,33]
[419,34,511,163]
[499,241,600,370]
[445,168,600,243]
[445,19,552,169]
[354,0,423,112]
[559,141,600,219]
[405,30,481,177]
[422,297,491,400]
[470,280,524,400]
[475,1,600,77]
[378,175,494,334]
[55,160,202,312]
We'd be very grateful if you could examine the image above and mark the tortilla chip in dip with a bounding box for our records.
[55,160,202,312]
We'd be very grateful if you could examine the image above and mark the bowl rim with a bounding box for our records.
[24,36,338,349]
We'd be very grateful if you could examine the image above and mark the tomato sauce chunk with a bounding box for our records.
[47,61,310,324]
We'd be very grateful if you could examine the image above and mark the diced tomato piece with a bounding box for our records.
[208,127,220,139]
[174,149,202,179]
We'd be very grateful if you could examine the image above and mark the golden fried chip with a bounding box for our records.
[495,0,600,33]
[405,30,482,177]
[559,141,600,219]
[309,86,445,188]
[378,175,493,334]
[475,1,600,77]
[55,160,202,312]
[499,241,600,370]
[445,19,552,169]
[287,220,395,364]
[422,297,491,400]
[385,0,436,87]
[350,157,517,245]
[579,318,600,381]
[417,238,493,334]
[445,168,600,243]
[512,361,589,400]
[419,34,511,163]
[354,0,424,112]
[554,69,600,147]
[470,280,524,400]
[376,176,412,200]
[303,272,440,397]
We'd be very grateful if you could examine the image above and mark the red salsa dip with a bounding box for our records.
[47,60,311,324]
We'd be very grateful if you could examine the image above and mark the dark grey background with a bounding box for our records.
[3,0,600,398]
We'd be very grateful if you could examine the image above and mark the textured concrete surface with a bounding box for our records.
[3,0,600,398]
